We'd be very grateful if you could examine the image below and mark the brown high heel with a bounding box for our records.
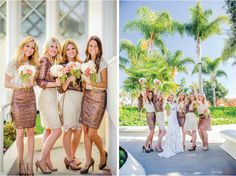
[19,161,26,175]
[80,158,95,174]
[64,157,81,170]
[35,160,52,174]
[99,151,108,170]
[26,162,34,175]
[46,163,58,172]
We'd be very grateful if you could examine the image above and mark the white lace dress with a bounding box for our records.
[159,102,183,158]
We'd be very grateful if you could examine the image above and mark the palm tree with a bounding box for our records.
[221,0,236,64]
[125,6,184,54]
[192,57,227,106]
[184,0,229,93]
[165,50,195,78]
[119,39,147,69]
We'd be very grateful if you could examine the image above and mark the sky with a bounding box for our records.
[119,0,236,98]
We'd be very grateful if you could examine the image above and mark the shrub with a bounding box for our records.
[4,122,16,151]
[119,146,128,169]
[120,106,236,126]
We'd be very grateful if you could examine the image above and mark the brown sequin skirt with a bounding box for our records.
[146,112,156,130]
[198,114,212,131]
[177,112,186,127]
[80,89,107,129]
[11,88,36,129]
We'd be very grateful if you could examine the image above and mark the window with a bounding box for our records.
[21,0,46,38]
[59,0,87,39]
[0,0,6,36]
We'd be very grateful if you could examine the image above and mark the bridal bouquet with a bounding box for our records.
[179,102,185,113]
[193,101,199,116]
[81,60,97,83]
[139,78,146,85]
[165,102,171,112]
[18,65,36,88]
[139,78,147,90]
[66,62,81,85]
[50,65,68,84]
[153,79,161,85]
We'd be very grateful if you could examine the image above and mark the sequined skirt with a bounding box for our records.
[11,88,36,129]
[146,112,156,130]
[177,112,185,127]
[80,89,107,129]
[198,114,212,131]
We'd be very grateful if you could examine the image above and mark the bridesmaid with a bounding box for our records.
[5,36,39,175]
[141,89,156,153]
[59,39,83,170]
[80,36,107,174]
[184,93,198,151]
[198,93,211,151]
[153,92,166,152]
[177,92,186,149]
[36,37,62,174]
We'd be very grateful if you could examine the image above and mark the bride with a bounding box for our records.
[159,93,183,158]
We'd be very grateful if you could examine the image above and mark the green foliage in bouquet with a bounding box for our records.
[90,73,97,83]
[165,102,171,112]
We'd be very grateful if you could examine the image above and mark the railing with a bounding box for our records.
[0,102,10,172]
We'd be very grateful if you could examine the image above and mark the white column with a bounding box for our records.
[102,1,118,174]
[46,0,58,38]
[102,1,117,60]
[6,0,21,62]
[88,0,102,38]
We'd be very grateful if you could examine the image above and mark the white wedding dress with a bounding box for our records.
[159,102,183,158]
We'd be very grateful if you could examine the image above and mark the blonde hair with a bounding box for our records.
[13,36,39,68]
[198,93,206,104]
[178,92,186,103]
[41,37,62,64]
[61,39,81,64]
[167,93,175,102]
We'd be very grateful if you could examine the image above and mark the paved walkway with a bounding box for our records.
[33,143,111,175]
[120,125,236,175]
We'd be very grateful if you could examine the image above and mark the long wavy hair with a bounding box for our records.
[13,36,39,68]
[61,39,81,64]
[178,92,186,104]
[41,37,61,64]
[147,90,154,103]
[85,35,103,73]
[198,93,206,104]
[187,92,196,105]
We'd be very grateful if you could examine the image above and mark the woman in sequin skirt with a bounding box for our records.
[80,36,107,174]
[197,93,211,151]
[141,90,156,153]
[36,37,62,174]
[59,39,83,170]
[5,36,39,175]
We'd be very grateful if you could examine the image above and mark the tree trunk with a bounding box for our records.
[196,37,203,93]
[138,94,143,118]
[212,84,216,107]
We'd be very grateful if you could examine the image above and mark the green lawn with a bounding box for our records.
[35,113,44,134]
[119,106,236,126]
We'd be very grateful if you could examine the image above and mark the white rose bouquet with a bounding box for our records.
[81,60,97,83]
[18,65,36,89]
[66,62,81,85]
[50,65,68,84]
